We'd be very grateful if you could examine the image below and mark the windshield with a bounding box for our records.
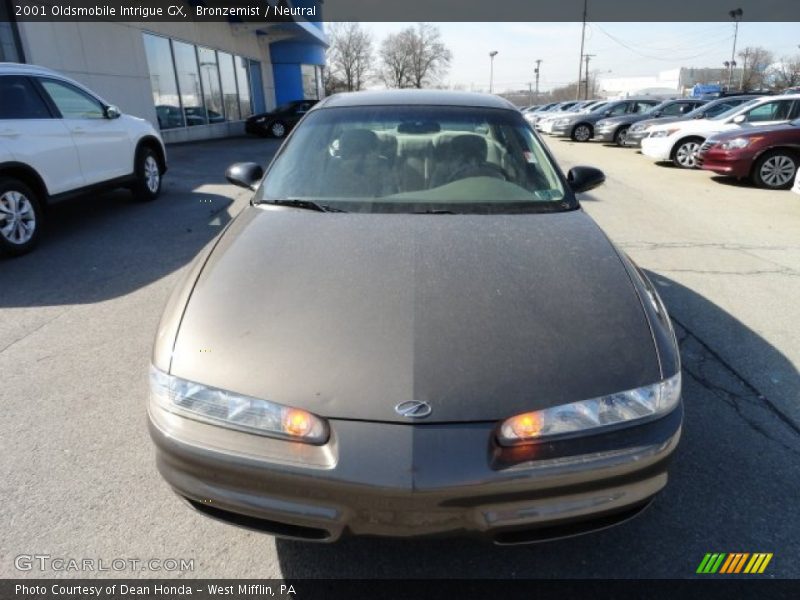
[709,98,759,121]
[589,102,609,112]
[259,105,572,214]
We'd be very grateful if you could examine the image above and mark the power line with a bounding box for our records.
[593,24,734,62]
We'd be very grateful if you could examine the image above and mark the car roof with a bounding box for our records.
[0,62,110,104]
[317,90,518,111]
[0,62,64,77]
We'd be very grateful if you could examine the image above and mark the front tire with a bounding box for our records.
[751,150,798,190]
[672,138,703,169]
[571,123,592,142]
[133,147,162,201]
[614,126,630,146]
[0,177,43,257]
[270,121,287,138]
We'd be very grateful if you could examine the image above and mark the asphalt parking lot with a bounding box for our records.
[1,134,798,579]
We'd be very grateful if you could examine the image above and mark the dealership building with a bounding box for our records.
[0,0,327,142]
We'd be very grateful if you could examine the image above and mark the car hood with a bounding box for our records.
[634,116,683,130]
[707,123,800,141]
[169,208,660,423]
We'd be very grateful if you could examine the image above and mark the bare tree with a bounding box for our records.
[737,46,774,91]
[769,54,800,90]
[378,29,414,88]
[405,23,452,89]
[325,22,374,93]
[378,24,452,89]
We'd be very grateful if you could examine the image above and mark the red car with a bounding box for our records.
[696,119,800,189]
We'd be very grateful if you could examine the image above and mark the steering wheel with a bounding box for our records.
[446,162,509,184]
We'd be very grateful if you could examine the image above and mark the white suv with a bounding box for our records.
[641,94,800,168]
[0,63,167,256]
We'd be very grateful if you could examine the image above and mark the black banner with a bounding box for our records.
[3,580,800,600]
[4,0,800,23]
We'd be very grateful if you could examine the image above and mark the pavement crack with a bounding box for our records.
[673,315,800,454]
[0,309,71,356]
[660,267,799,277]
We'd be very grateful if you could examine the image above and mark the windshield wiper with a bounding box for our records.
[255,199,347,213]
[413,209,456,214]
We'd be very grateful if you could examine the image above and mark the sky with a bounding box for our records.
[362,22,800,92]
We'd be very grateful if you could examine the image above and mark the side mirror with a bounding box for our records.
[568,166,605,193]
[652,110,662,117]
[603,110,612,116]
[732,114,747,124]
[225,162,264,191]
[104,105,121,119]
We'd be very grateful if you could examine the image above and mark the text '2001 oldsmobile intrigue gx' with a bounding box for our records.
[148,90,682,545]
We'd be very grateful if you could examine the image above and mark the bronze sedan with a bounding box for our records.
[148,90,682,544]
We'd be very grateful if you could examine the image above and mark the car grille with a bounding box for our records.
[699,141,714,154]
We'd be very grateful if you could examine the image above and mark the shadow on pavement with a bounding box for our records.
[0,136,280,308]
[276,273,799,578]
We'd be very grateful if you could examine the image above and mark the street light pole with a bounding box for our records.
[534,59,542,101]
[728,8,743,89]
[576,0,588,101]
[489,50,498,94]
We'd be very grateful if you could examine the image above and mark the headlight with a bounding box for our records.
[555,118,571,126]
[596,120,608,127]
[497,373,681,446]
[650,129,678,138]
[149,366,329,444]
[631,123,645,132]
[719,137,753,150]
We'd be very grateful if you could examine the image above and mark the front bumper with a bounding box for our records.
[624,130,649,147]
[593,126,618,142]
[641,136,673,161]
[549,122,573,136]
[695,150,751,178]
[149,398,683,544]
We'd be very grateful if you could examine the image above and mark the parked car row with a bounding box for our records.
[534,93,800,190]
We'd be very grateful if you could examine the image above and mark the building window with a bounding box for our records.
[198,47,224,123]
[142,32,260,129]
[172,40,205,126]
[301,65,315,100]
[234,57,253,118]
[218,52,240,121]
[143,33,184,129]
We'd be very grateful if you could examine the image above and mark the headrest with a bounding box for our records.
[339,129,379,159]
[447,134,487,162]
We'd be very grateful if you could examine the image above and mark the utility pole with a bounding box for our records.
[583,54,595,100]
[576,0,588,100]
[528,82,533,106]
[489,50,498,93]
[534,59,542,101]
[728,8,743,88]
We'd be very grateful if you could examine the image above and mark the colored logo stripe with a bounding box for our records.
[697,553,772,574]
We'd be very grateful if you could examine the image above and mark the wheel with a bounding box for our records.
[132,147,162,201]
[614,126,630,146]
[751,150,798,189]
[0,177,43,257]
[672,138,702,169]
[571,123,592,142]
[270,121,287,138]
